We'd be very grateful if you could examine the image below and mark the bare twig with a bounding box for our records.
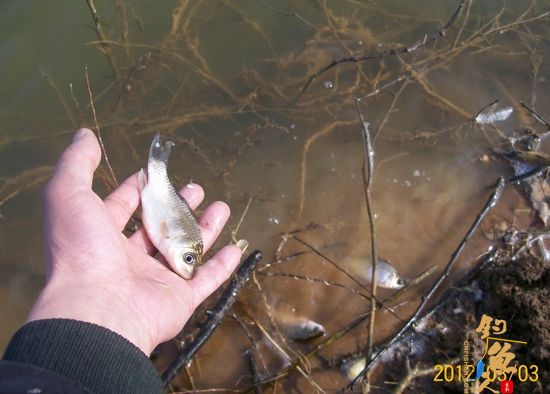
[259,0,317,29]
[520,101,550,129]
[85,0,120,80]
[393,358,459,394]
[292,235,369,292]
[41,70,77,129]
[259,251,308,271]
[162,251,263,385]
[84,67,119,188]
[505,164,550,184]
[347,178,506,389]
[245,349,263,394]
[295,0,467,99]
[257,271,371,300]
[231,197,252,243]
[248,264,437,392]
[355,103,377,393]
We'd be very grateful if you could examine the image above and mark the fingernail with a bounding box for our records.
[74,128,92,141]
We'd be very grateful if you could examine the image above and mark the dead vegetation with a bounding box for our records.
[1,0,549,393]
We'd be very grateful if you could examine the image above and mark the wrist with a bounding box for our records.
[28,275,153,355]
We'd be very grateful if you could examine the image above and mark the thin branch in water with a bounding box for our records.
[244,349,263,394]
[520,101,550,130]
[347,178,506,389]
[504,164,550,184]
[84,67,119,188]
[257,271,371,300]
[295,0,467,99]
[291,235,369,292]
[230,312,268,377]
[231,197,253,243]
[355,102,377,392]
[162,250,263,385]
[259,0,317,29]
[363,75,408,99]
[41,69,77,129]
[393,358,459,394]
[85,0,120,80]
[249,264,437,392]
[259,251,308,271]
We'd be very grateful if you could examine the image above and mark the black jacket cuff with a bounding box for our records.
[2,319,163,394]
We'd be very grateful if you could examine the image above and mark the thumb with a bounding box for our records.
[48,128,102,193]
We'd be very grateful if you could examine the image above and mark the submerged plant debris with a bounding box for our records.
[1,0,550,392]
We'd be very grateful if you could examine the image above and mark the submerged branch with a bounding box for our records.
[295,0,467,99]
[162,250,263,385]
[347,177,506,389]
[85,0,120,80]
[356,102,377,392]
[84,67,119,188]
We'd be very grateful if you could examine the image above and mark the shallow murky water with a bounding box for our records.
[1,0,549,391]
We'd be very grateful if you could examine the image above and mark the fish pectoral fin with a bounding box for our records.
[138,168,148,192]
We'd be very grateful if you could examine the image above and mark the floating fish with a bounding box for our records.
[348,257,407,289]
[139,133,203,279]
[274,311,326,340]
[475,106,513,124]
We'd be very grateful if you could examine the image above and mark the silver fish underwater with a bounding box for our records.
[347,257,407,289]
[138,133,204,279]
[273,311,326,341]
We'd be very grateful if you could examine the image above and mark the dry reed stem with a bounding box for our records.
[258,271,371,300]
[41,70,77,129]
[347,178,506,389]
[85,0,120,80]
[355,105,377,393]
[392,358,459,394]
[231,197,252,243]
[250,264,438,391]
[84,67,119,188]
[115,0,130,60]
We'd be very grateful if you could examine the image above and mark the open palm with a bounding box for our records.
[28,129,242,354]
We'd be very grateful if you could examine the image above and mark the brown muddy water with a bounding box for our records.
[1,0,549,392]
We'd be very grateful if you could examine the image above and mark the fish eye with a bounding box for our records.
[183,252,197,265]
[397,279,406,286]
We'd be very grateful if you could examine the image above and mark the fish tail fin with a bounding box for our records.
[149,133,175,164]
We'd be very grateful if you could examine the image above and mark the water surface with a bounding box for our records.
[1,0,549,391]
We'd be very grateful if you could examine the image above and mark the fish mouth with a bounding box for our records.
[173,266,196,280]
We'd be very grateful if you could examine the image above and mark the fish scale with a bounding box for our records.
[139,133,204,279]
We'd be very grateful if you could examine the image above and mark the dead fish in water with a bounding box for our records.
[139,133,203,279]
[347,257,407,289]
[274,311,326,340]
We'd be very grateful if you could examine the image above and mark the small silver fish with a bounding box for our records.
[138,133,203,279]
[274,311,326,340]
[348,257,407,289]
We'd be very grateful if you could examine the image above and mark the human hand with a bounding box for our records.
[28,128,242,355]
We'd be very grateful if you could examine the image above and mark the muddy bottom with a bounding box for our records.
[369,221,549,393]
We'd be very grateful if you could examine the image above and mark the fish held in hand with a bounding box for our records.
[138,133,204,279]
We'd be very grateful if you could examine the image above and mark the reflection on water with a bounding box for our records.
[1,0,549,390]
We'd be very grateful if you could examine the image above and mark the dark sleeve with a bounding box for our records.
[1,319,163,394]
